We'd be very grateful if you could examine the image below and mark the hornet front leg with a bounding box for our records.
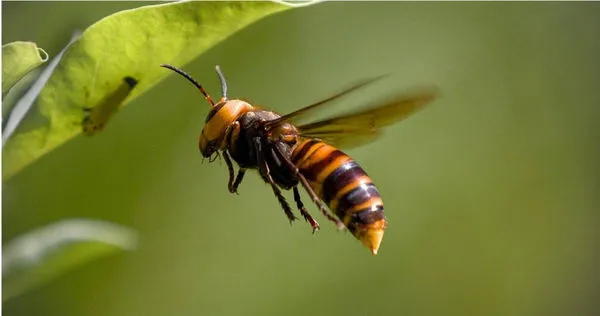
[222,150,241,194]
[221,121,245,194]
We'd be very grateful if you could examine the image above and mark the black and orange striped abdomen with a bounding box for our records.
[291,139,387,254]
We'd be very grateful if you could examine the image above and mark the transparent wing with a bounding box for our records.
[264,75,388,129]
[295,87,439,149]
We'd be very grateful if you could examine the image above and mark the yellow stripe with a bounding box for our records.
[308,179,323,197]
[315,154,351,183]
[295,141,326,169]
[347,198,383,215]
[297,143,334,170]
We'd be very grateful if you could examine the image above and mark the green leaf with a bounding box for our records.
[2,32,80,149]
[1,1,296,181]
[2,68,42,123]
[2,219,138,302]
[2,41,49,96]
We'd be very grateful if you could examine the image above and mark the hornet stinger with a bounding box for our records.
[161,64,438,255]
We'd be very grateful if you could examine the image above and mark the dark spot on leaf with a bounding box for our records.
[123,76,138,89]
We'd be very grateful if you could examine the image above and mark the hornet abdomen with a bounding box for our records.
[290,139,387,254]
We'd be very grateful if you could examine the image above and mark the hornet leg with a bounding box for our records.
[273,146,344,230]
[232,168,246,194]
[254,137,297,223]
[222,150,235,194]
[293,186,320,233]
[222,122,244,194]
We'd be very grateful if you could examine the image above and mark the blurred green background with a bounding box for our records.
[3,1,599,316]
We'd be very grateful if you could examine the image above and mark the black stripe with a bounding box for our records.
[355,205,386,224]
[322,161,366,204]
[205,102,226,123]
[336,183,381,216]
[346,205,386,234]
[291,139,320,164]
[302,149,346,182]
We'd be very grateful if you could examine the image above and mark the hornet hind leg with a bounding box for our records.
[274,146,345,230]
[293,186,320,233]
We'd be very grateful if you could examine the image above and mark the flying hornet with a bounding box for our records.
[161,64,438,255]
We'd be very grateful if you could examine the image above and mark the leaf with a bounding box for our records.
[2,68,42,124]
[1,1,298,181]
[2,32,81,148]
[81,76,138,136]
[2,41,49,96]
[2,219,138,302]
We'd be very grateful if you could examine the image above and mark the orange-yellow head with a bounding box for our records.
[199,99,252,157]
[160,64,253,158]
